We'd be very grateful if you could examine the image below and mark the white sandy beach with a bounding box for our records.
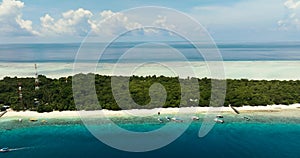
[1,104,300,120]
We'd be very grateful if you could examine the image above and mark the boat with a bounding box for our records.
[171,117,183,122]
[191,116,200,120]
[216,115,223,118]
[243,116,250,121]
[0,147,10,152]
[158,118,163,123]
[41,120,47,123]
[165,116,171,121]
[214,118,224,123]
[29,118,38,122]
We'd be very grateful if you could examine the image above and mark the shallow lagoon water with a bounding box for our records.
[1,113,300,158]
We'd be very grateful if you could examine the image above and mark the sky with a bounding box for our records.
[1,0,300,43]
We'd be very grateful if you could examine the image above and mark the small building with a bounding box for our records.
[0,100,10,111]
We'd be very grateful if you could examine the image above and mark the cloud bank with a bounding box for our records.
[0,0,38,36]
[0,0,177,40]
[0,0,297,43]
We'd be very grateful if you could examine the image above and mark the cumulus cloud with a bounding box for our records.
[151,15,176,35]
[0,0,186,41]
[278,0,300,30]
[153,16,174,29]
[88,10,142,36]
[284,0,300,9]
[0,0,38,36]
[39,8,93,36]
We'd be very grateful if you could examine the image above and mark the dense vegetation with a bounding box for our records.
[1,74,300,112]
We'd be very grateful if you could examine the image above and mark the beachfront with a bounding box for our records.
[1,104,300,120]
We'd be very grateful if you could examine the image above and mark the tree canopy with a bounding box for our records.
[0,74,300,112]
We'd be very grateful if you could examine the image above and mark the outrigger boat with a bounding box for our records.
[0,147,10,153]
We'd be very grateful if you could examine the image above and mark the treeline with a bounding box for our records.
[0,74,300,112]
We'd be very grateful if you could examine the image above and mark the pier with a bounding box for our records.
[0,111,7,118]
[229,104,240,114]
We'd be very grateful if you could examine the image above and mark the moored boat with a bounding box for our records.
[191,116,200,120]
[214,118,224,123]
[29,118,38,122]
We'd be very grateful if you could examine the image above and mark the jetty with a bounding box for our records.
[229,104,240,114]
[0,111,7,118]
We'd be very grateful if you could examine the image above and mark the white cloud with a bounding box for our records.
[278,0,300,30]
[88,10,142,36]
[189,0,285,42]
[153,15,175,30]
[1,0,229,42]
[284,0,300,9]
[148,15,176,36]
[0,0,38,36]
[39,8,93,36]
[192,0,283,28]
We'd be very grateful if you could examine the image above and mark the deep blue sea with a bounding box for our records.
[1,42,300,62]
[1,115,300,158]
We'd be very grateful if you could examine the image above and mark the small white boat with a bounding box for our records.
[171,117,183,122]
[158,118,163,123]
[0,147,10,153]
[191,116,200,120]
[214,118,224,123]
[165,116,171,121]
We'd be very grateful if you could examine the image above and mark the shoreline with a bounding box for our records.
[1,104,300,120]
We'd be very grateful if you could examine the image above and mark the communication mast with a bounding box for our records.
[35,64,39,90]
[18,82,23,106]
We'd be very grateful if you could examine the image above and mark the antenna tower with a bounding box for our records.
[35,64,39,90]
[18,82,23,107]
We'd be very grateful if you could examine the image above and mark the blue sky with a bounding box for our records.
[1,0,300,43]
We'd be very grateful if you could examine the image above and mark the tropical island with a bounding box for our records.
[1,74,300,113]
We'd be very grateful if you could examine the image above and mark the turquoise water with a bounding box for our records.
[1,116,300,158]
[1,42,300,157]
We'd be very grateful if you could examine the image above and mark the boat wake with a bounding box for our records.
[6,147,33,152]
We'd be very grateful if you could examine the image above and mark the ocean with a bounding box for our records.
[1,42,300,157]
[2,42,300,80]
[1,42,300,63]
[1,114,300,158]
